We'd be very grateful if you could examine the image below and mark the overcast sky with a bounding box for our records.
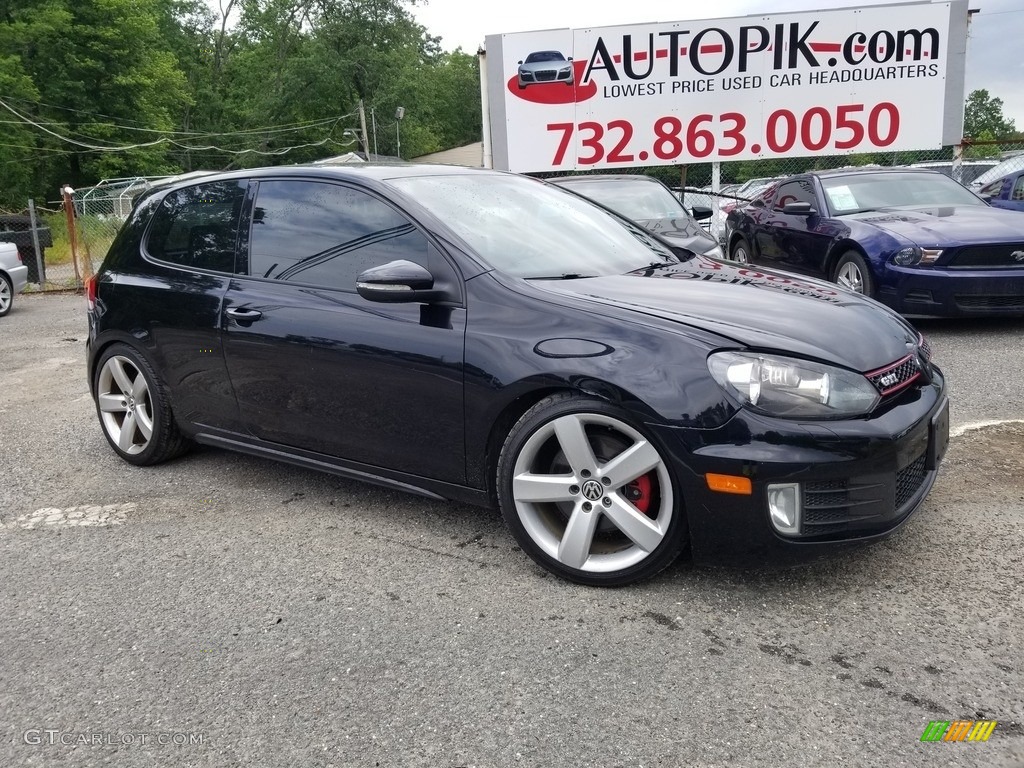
[409,0,1024,130]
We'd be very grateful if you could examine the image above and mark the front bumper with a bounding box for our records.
[877,265,1024,316]
[652,367,948,566]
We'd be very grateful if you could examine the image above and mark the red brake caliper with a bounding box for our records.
[623,473,654,516]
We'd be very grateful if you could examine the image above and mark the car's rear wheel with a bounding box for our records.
[93,344,190,466]
[0,273,13,317]
[833,251,874,297]
[729,237,752,264]
[497,393,687,586]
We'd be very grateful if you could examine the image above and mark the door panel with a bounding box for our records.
[222,178,467,483]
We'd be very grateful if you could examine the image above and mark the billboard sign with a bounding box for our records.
[484,1,969,172]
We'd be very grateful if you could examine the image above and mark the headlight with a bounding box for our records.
[892,246,943,266]
[704,244,724,259]
[559,67,572,75]
[708,351,880,418]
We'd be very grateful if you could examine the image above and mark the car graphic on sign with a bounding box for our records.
[517,51,574,89]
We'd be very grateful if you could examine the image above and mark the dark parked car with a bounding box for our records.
[978,169,1024,212]
[86,164,948,586]
[517,51,573,89]
[549,175,723,258]
[725,168,1024,316]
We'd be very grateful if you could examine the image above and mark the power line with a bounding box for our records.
[0,95,356,141]
[0,97,356,156]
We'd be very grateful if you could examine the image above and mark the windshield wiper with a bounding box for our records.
[525,273,599,280]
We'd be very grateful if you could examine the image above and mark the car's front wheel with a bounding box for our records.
[497,393,687,586]
[93,343,191,466]
[0,273,13,317]
[832,251,874,297]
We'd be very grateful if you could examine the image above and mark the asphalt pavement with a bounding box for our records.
[1,293,1022,767]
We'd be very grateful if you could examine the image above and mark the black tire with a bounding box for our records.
[0,273,13,317]
[93,343,191,466]
[832,251,874,297]
[497,393,688,586]
[729,236,752,265]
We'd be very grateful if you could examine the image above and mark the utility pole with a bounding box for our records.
[358,99,370,160]
[371,108,378,158]
[395,106,405,159]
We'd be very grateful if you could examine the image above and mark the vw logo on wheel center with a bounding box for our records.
[582,480,604,501]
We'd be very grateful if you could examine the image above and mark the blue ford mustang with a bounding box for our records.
[979,168,1024,213]
[724,167,1024,316]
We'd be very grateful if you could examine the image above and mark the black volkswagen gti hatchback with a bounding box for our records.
[85,164,949,586]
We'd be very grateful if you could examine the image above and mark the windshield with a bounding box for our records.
[820,172,986,215]
[390,174,677,278]
[525,51,565,63]
[557,178,688,222]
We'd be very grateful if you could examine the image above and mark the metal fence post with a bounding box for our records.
[27,199,46,286]
[952,143,964,184]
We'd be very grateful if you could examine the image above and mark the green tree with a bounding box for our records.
[0,0,189,197]
[963,89,1017,139]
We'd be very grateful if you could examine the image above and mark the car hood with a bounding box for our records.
[539,258,919,371]
[636,217,719,254]
[847,205,1024,245]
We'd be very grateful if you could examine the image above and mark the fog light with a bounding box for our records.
[767,483,801,536]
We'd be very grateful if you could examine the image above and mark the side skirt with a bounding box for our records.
[192,429,490,508]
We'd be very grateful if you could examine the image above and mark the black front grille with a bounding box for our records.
[800,452,929,535]
[946,244,1024,269]
[895,455,927,509]
[866,355,921,396]
[535,70,557,81]
[802,479,884,529]
[955,294,1024,311]
[918,334,932,362]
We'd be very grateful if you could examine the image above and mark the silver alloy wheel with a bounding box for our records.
[510,412,673,573]
[731,243,749,264]
[96,355,154,455]
[836,261,866,293]
[0,276,11,314]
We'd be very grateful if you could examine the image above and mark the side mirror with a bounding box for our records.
[356,260,439,303]
[782,202,817,216]
[567,57,573,62]
[690,205,713,221]
[517,60,523,65]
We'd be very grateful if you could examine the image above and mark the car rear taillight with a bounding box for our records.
[85,274,97,311]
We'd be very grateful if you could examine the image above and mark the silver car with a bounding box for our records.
[517,51,573,89]
[0,241,28,317]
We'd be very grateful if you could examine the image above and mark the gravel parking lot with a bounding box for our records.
[1,293,1022,767]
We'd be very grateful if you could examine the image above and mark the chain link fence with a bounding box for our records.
[16,140,1024,292]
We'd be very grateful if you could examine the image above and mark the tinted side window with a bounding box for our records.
[773,180,816,211]
[1013,176,1024,201]
[146,181,246,272]
[248,180,428,291]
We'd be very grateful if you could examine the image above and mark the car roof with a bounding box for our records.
[149,162,505,191]
[547,175,663,184]
[804,166,942,179]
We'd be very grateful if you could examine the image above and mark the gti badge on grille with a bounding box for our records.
[879,371,900,387]
[1012,250,1024,263]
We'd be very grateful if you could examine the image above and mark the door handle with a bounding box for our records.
[226,307,263,320]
